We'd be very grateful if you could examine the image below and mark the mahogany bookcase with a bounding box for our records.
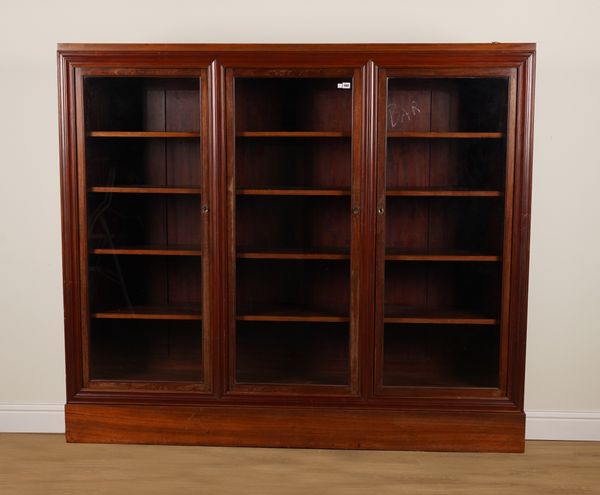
[57,43,535,452]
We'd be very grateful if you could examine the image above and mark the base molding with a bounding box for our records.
[0,403,65,433]
[525,411,600,441]
[65,403,525,452]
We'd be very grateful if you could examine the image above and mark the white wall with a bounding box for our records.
[1,0,599,435]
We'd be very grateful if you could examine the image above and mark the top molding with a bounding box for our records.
[57,43,536,54]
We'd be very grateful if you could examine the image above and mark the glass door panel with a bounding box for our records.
[229,72,359,391]
[379,76,510,391]
[82,75,206,387]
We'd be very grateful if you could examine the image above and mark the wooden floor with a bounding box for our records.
[0,434,599,494]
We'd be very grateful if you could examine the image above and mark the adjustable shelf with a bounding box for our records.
[87,131,200,138]
[91,305,202,321]
[237,304,349,323]
[237,314,350,323]
[385,249,501,262]
[236,131,350,138]
[90,245,202,256]
[237,249,349,260]
[89,186,202,194]
[386,189,503,197]
[237,188,350,196]
[387,131,504,139]
[383,310,499,325]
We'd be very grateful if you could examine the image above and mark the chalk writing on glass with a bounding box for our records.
[388,100,421,128]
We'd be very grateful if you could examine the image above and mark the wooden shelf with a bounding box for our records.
[87,131,200,138]
[238,315,349,323]
[387,131,504,139]
[91,245,201,256]
[386,189,503,197]
[384,316,498,325]
[92,305,202,321]
[385,249,500,262]
[384,307,498,325]
[236,131,351,138]
[89,186,202,194]
[237,249,349,260]
[237,305,349,323]
[237,188,350,197]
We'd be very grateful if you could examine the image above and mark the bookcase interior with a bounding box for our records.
[383,324,499,387]
[90,320,203,382]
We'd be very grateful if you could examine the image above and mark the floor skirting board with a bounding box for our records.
[1,404,599,441]
[525,411,600,441]
[0,404,64,433]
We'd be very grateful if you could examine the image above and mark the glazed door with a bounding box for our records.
[76,68,212,392]
[374,69,517,398]
[225,68,366,395]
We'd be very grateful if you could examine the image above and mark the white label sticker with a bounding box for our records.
[337,82,351,89]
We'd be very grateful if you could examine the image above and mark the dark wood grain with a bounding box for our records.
[497,71,518,392]
[506,51,535,411]
[384,197,504,254]
[89,319,204,383]
[382,323,500,388]
[235,321,350,386]
[58,51,84,401]
[74,68,92,387]
[236,138,351,189]
[66,403,525,452]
